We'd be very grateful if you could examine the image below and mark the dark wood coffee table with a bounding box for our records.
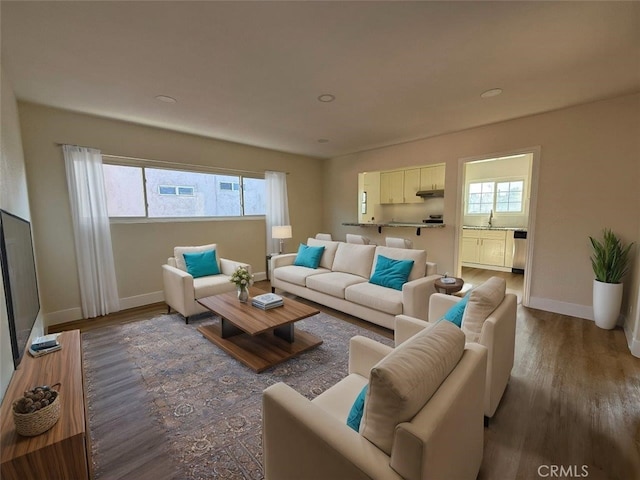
[196,288,322,372]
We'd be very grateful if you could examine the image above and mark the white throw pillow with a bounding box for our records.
[360,320,465,455]
[307,238,340,270]
[174,244,219,272]
[332,243,376,279]
[461,276,506,343]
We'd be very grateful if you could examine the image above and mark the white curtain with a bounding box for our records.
[63,145,120,318]
[265,171,290,254]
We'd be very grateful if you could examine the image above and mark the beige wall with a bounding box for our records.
[325,93,640,320]
[18,103,324,325]
[0,68,45,401]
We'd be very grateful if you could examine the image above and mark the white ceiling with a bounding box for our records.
[2,1,639,159]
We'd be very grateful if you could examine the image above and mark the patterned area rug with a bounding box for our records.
[82,312,393,479]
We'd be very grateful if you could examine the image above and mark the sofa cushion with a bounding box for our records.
[273,265,330,287]
[193,274,235,299]
[369,255,414,291]
[345,282,403,315]
[461,277,506,343]
[332,243,376,279]
[307,238,340,270]
[372,246,426,281]
[174,244,219,272]
[293,244,325,269]
[360,321,465,455]
[306,272,367,299]
[183,250,221,278]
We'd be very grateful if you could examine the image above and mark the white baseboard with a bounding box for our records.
[118,291,164,311]
[527,296,594,321]
[43,277,274,326]
[527,296,631,332]
[44,307,84,326]
[44,290,165,326]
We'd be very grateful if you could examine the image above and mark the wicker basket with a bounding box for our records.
[12,386,61,437]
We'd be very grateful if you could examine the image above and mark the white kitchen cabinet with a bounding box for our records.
[403,168,422,204]
[380,170,404,204]
[420,164,446,191]
[461,229,507,268]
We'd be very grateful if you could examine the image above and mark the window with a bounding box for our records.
[467,182,494,214]
[158,185,195,196]
[102,164,266,218]
[219,182,240,191]
[495,181,523,212]
[467,180,524,214]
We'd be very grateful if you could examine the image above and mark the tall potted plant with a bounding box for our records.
[589,228,634,329]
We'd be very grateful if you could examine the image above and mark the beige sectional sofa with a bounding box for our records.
[270,238,439,330]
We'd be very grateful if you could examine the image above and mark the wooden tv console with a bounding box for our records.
[0,330,92,479]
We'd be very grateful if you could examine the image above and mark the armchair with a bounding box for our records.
[396,277,517,418]
[262,320,487,480]
[162,244,251,323]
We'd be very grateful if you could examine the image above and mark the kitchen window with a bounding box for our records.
[102,163,266,218]
[466,179,524,214]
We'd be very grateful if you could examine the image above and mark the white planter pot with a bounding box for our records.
[592,279,623,330]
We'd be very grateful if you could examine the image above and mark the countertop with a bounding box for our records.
[342,222,445,228]
[462,225,527,231]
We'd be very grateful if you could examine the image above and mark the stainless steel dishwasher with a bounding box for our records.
[512,230,527,274]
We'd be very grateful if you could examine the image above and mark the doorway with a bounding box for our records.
[455,148,539,306]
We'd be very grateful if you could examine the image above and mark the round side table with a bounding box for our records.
[434,277,464,295]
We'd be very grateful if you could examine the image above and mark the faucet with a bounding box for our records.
[488,209,494,228]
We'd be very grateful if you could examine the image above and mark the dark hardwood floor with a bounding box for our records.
[51,280,640,479]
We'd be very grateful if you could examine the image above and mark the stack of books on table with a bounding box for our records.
[29,334,61,357]
[252,293,284,310]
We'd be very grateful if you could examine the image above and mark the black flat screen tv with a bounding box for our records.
[0,209,40,368]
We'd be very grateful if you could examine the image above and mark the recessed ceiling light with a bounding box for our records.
[317,138,330,143]
[155,95,177,104]
[481,88,503,99]
[317,94,335,103]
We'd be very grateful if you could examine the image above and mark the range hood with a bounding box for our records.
[415,189,444,198]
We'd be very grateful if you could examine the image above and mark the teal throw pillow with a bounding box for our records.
[293,244,325,269]
[183,250,221,278]
[346,384,368,432]
[369,255,415,291]
[440,291,471,327]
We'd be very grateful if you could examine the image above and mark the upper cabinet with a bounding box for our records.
[380,170,405,204]
[403,168,422,204]
[420,164,445,191]
[377,164,445,204]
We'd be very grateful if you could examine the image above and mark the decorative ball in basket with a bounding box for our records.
[12,383,61,436]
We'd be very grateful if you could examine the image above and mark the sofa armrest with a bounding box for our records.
[425,262,438,276]
[219,258,252,276]
[401,274,440,321]
[428,293,461,320]
[477,293,517,417]
[162,264,194,314]
[394,315,431,346]
[271,253,296,269]
[390,344,487,480]
[263,382,401,480]
[348,336,393,378]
